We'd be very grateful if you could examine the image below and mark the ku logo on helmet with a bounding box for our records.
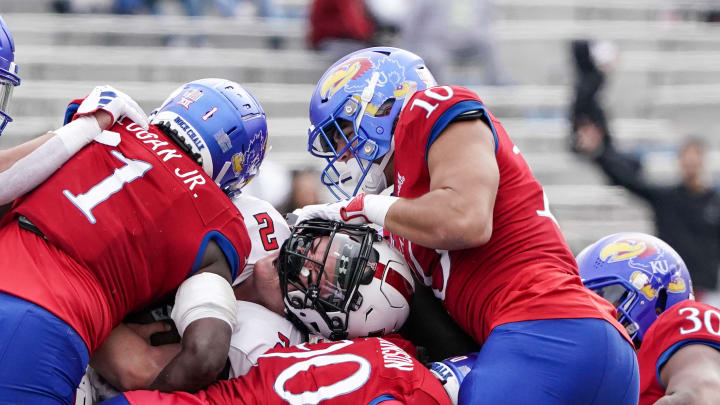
[230,130,267,187]
[599,239,655,263]
[668,270,688,294]
[629,271,658,300]
[231,152,244,176]
[319,56,417,117]
[344,57,416,116]
[320,57,373,100]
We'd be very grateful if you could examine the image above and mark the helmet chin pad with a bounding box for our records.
[345,153,392,196]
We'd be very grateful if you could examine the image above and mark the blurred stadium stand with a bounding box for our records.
[3,0,720,251]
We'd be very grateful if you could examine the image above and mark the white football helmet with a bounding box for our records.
[278,220,414,340]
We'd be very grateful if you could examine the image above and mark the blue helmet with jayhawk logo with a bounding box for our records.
[308,47,437,199]
[577,232,693,346]
[150,78,268,195]
[0,16,20,136]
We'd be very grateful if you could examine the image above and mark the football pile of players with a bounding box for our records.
[0,14,718,405]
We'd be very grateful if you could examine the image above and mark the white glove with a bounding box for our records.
[292,193,399,228]
[75,85,149,129]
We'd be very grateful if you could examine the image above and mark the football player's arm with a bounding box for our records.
[90,322,180,391]
[149,240,236,393]
[577,122,660,201]
[384,119,498,250]
[655,344,720,405]
[0,111,113,206]
[0,132,54,172]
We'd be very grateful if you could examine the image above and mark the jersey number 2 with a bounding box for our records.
[254,212,279,250]
[64,150,152,224]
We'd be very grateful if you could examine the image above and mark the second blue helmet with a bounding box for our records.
[150,78,268,195]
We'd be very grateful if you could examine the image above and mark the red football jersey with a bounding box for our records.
[0,118,250,352]
[389,85,629,344]
[122,336,451,405]
[638,300,720,405]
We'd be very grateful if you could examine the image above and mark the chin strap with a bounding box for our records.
[400,81,418,111]
[355,71,380,132]
[358,137,394,195]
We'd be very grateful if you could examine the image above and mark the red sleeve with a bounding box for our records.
[396,86,494,166]
[638,300,720,404]
[124,390,206,405]
[406,390,450,405]
[381,334,418,358]
[642,300,720,367]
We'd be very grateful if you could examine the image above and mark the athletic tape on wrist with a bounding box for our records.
[52,116,102,155]
[363,194,399,228]
[171,272,238,337]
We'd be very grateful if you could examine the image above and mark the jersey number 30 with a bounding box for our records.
[679,306,720,336]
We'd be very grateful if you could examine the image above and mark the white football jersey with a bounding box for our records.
[228,301,305,378]
[231,193,291,286]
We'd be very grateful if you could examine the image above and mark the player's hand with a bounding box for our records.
[575,121,605,157]
[292,194,373,226]
[74,85,149,129]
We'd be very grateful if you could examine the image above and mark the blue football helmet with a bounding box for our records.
[429,352,478,405]
[0,16,20,136]
[308,47,437,199]
[577,232,693,346]
[150,78,268,195]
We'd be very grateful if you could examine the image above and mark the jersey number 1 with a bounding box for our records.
[64,150,152,224]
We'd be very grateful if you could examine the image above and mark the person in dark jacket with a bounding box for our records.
[570,40,720,295]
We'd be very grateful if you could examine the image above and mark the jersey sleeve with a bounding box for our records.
[400,86,499,164]
[231,194,291,285]
[640,299,720,389]
[228,301,303,378]
[190,229,245,281]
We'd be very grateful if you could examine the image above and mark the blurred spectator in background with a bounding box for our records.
[113,0,160,14]
[243,160,292,210]
[308,0,376,60]
[180,0,283,18]
[569,39,617,154]
[571,40,720,298]
[52,0,114,13]
[400,0,510,85]
[279,169,324,215]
